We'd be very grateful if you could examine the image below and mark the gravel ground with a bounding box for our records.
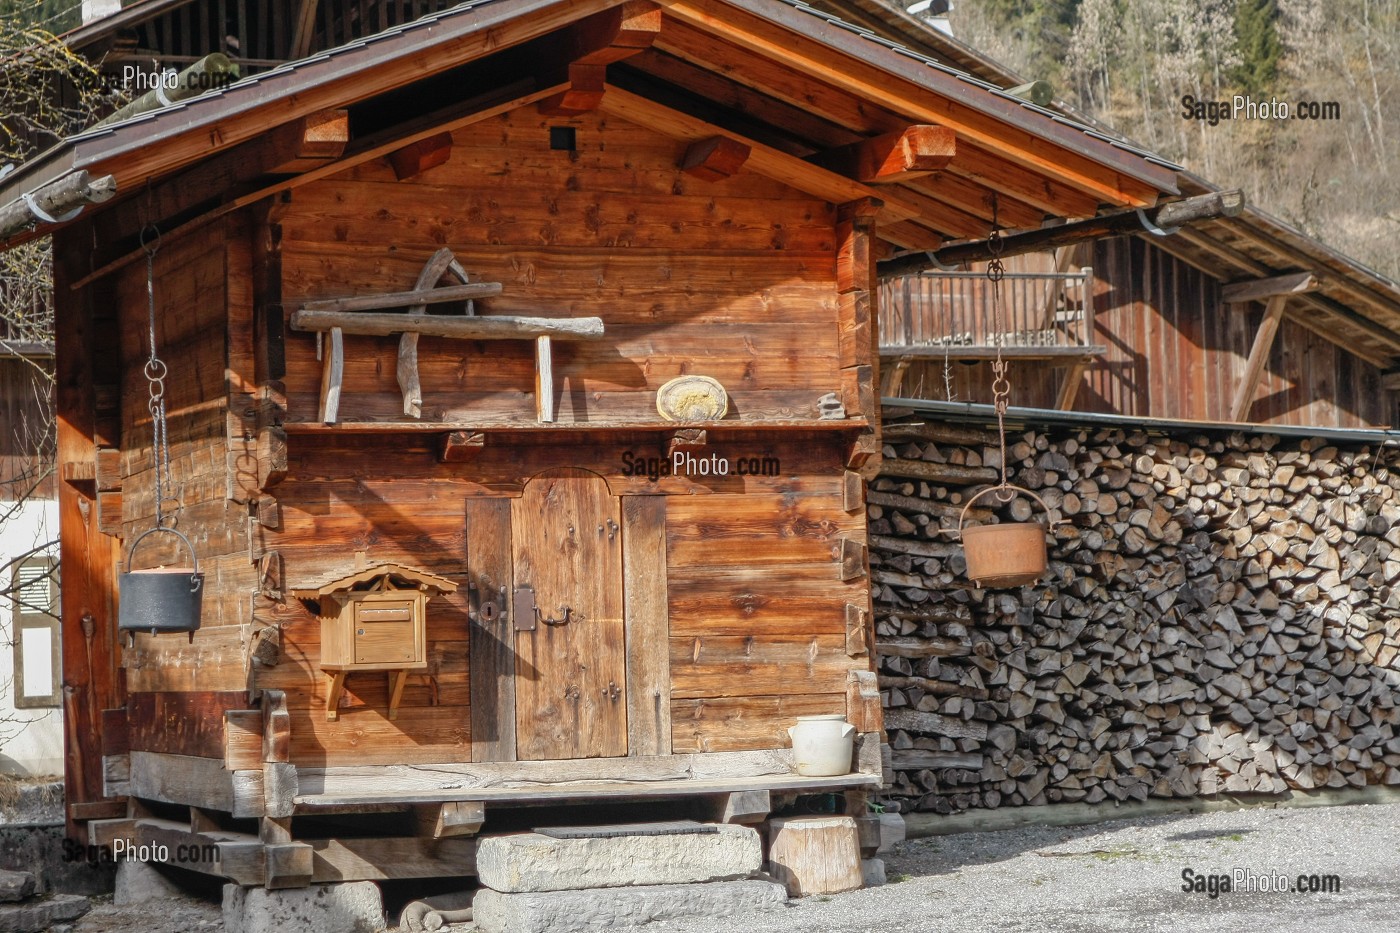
[643,802,1400,933]
[63,802,1400,932]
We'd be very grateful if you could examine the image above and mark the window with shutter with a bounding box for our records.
[11,556,60,708]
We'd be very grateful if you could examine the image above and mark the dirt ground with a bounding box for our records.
[64,800,1400,933]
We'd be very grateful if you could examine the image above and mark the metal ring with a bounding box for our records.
[140,224,162,256]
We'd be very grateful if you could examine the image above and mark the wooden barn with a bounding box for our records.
[0,0,1188,907]
[844,5,1400,429]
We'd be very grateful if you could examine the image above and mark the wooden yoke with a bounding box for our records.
[289,248,605,424]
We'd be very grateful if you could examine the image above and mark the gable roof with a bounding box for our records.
[809,0,1400,368]
[1,0,1184,262]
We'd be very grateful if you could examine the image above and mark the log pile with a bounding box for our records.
[869,419,1400,813]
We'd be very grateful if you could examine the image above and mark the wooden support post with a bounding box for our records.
[882,357,910,397]
[387,671,409,721]
[837,198,882,477]
[324,671,346,721]
[536,335,554,423]
[708,790,771,824]
[417,801,486,838]
[54,227,123,840]
[1230,295,1288,422]
[317,326,343,424]
[1055,356,1091,411]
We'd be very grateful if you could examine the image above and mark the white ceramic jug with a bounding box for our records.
[788,714,856,776]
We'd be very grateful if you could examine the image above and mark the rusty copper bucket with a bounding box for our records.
[957,485,1050,588]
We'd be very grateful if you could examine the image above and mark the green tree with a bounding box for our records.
[1232,0,1282,94]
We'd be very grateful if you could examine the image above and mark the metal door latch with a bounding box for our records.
[514,585,537,631]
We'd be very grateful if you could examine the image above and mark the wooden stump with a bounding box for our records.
[766,816,863,896]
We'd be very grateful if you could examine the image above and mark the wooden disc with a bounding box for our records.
[656,375,728,422]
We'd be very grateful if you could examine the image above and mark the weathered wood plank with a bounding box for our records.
[468,497,515,764]
[623,496,671,757]
[129,751,235,811]
[671,694,842,753]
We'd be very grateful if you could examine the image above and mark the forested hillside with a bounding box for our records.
[948,0,1399,279]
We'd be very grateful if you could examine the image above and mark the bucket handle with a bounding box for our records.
[958,484,1054,535]
[125,526,200,580]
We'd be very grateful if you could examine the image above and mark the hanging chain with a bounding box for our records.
[142,225,174,529]
[986,196,1013,500]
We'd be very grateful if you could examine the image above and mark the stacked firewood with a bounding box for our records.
[869,419,1400,813]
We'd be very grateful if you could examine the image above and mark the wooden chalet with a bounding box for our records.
[0,0,1181,891]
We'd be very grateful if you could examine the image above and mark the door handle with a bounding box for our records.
[540,606,572,626]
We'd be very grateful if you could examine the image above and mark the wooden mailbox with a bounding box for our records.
[292,564,457,722]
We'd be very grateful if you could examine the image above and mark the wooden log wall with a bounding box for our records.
[278,107,840,425]
[881,236,1392,427]
[870,419,1400,813]
[252,432,867,767]
[111,219,257,758]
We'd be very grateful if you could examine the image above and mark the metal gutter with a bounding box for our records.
[883,397,1400,446]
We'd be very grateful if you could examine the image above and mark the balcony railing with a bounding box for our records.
[878,268,1101,360]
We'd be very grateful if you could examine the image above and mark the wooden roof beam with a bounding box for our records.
[809,125,956,184]
[1172,227,1400,367]
[680,136,752,181]
[1222,272,1318,304]
[265,109,350,173]
[388,132,453,181]
[662,0,1175,207]
[903,173,1044,230]
[539,1,662,115]
[598,86,922,223]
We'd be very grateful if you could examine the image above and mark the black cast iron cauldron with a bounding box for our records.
[118,527,203,644]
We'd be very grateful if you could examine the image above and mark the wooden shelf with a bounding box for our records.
[295,772,880,809]
[282,418,869,434]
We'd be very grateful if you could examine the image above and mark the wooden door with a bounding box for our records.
[511,468,628,760]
